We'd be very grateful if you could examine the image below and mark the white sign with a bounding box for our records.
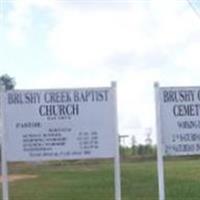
[4,87,116,161]
[159,86,200,156]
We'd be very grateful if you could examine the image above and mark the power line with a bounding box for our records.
[186,0,200,20]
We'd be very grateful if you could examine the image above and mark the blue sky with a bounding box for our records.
[1,0,200,145]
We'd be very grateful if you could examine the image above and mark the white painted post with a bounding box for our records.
[111,81,121,200]
[154,82,165,200]
[0,90,9,200]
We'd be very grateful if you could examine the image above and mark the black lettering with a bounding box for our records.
[7,93,23,104]
[39,104,79,117]
[44,91,72,103]
[163,90,195,103]
[173,104,200,117]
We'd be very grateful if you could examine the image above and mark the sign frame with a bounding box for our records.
[154,82,165,200]
[0,82,121,200]
[155,83,200,200]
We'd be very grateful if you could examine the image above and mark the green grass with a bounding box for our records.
[1,159,200,199]
[165,159,200,200]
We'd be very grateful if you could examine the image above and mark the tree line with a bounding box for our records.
[120,130,157,159]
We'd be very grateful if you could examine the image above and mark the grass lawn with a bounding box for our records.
[1,159,200,200]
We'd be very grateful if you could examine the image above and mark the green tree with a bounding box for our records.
[131,135,137,155]
[0,74,16,90]
[137,144,146,156]
[144,128,154,155]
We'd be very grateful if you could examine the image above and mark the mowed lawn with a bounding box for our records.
[1,159,200,200]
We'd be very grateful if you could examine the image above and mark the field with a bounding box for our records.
[1,158,200,200]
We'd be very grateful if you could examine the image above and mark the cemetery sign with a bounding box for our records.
[159,86,200,156]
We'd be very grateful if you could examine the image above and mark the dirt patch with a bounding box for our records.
[0,175,38,182]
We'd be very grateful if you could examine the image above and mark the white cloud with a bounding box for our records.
[5,0,61,46]
[48,8,136,69]
[176,42,200,71]
[47,0,200,73]
[5,0,200,144]
[0,11,3,22]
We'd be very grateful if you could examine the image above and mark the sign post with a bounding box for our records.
[154,82,165,200]
[1,91,9,200]
[155,83,200,200]
[112,82,121,200]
